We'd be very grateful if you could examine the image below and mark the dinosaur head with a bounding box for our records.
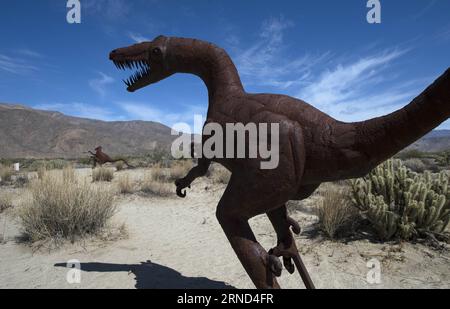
[109,35,173,92]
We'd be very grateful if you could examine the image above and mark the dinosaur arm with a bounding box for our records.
[175,158,211,198]
[184,158,211,184]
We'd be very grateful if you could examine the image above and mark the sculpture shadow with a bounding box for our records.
[55,260,235,289]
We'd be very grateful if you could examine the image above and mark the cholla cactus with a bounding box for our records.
[350,159,450,240]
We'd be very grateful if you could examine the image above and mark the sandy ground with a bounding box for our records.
[0,168,449,289]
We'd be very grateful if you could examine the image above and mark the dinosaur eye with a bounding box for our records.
[152,48,162,56]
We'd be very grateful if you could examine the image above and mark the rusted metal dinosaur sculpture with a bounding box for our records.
[88,146,134,169]
[110,35,450,289]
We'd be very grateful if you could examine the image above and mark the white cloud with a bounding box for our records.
[128,32,150,43]
[16,49,43,58]
[83,0,131,19]
[0,53,38,75]
[229,16,330,89]
[297,49,405,106]
[294,48,429,122]
[117,101,206,133]
[89,72,115,97]
[34,102,119,121]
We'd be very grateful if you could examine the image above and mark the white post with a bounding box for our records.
[14,163,20,172]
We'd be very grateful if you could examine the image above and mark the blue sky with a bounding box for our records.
[0,0,449,130]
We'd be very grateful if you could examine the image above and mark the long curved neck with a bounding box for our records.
[167,38,244,103]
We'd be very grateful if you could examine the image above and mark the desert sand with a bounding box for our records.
[0,168,449,289]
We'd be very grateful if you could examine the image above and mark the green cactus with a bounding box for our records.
[350,159,450,241]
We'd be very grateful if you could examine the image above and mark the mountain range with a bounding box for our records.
[0,103,449,159]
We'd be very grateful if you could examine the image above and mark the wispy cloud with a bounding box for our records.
[297,49,405,107]
[128,32,150,43]
[16,49,43,58]
[0,53,39,75]
[117,101,206,132]
[229,16,330,89]
[411,0,438,20]
[89,72,115,97]
[295,48,426,122]
[83,0,131,19]
[34,102,119,121]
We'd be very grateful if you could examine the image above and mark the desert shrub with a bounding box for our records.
[19,172,116,243]
[28,159,68,171]
[0,193,13,213]
[147,149,172,164]
[350,159,450,241]
[37,167,46,180]
[169,160,193,180]
[115,161,125,171]
[118,174,134,194]
[78,157,93,166]
[315,184,358,239]
[434,151,450,167]
[0,165,13,184]
[151,165,169,182]
[396,149,426,160]
[141,175,173,197]
[62,166,76,183]
[403,158,426,173]
[92,167,114,182]
[150,161,192,183]
[47,159,69,170]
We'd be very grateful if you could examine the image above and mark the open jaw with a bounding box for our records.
[111,58,151,92]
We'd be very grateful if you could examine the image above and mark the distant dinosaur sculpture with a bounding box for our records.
[88,146,134,169]
[110,35,450,289]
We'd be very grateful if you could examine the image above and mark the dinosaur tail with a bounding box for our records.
[350,68,450,172]
[113,158,135,169]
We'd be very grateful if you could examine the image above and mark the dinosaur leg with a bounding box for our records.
[267,205,315,289]
[216,206,281,289]
[215,173,295,289]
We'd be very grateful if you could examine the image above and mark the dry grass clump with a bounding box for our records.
[118,174,134,194]
[0,193,13,213]
[140,161,193,197]
[19,171,116,244]
[115,161,125,171]
[0,164,13,184]
[169,160,193,180]
[151,160,193,183]
[403,158,426,173]
[314,183,358,239]
[141,175,173,197]
[92,167,114,182]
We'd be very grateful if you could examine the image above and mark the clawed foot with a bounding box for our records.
[266,254,283,277]
[175,178,191,198]
[269,238,299,275]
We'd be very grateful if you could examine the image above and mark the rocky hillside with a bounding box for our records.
[0,103,449,159]
[0,103,177,159]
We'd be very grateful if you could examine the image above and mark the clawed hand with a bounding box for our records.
[175,178,191,198]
